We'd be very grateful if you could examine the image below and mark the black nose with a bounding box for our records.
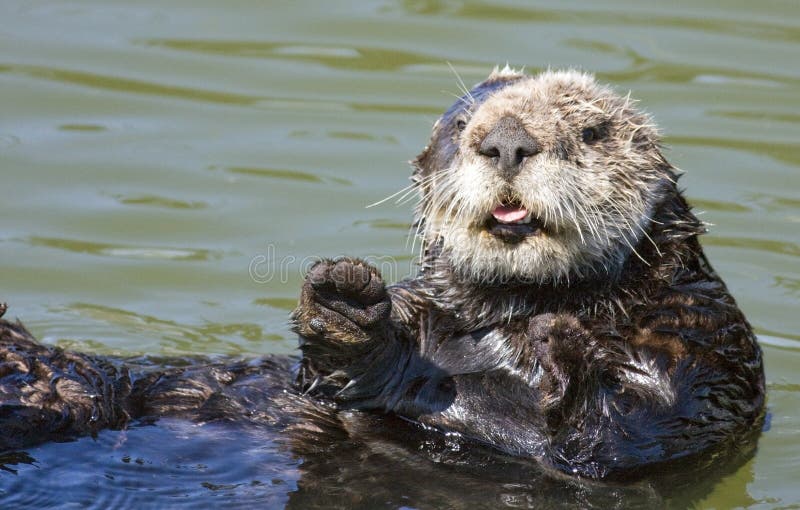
[479,116,541,177]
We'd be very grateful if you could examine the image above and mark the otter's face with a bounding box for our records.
[413,68,673,284]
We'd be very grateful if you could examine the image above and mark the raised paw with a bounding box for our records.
[293,258,391,344]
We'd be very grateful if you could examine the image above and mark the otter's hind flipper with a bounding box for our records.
[0,319,133,451]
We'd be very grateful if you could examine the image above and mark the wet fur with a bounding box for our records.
[293,69,765,479]
[0,312,331,451]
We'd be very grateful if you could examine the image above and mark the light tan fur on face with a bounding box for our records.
[417,69,672,284]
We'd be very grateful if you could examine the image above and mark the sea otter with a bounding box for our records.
[291,68,765,478]
[0,69,764,482]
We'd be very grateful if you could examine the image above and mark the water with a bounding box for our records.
[1,0,798,507]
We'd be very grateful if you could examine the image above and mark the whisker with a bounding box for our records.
[447,62,475,104]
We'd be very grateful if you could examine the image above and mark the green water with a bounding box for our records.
[1,0,798,507]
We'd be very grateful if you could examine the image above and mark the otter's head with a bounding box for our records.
[413,68,675,284]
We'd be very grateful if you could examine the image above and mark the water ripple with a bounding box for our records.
[0,420,298,509]
[0,62,446,115]
[26,236,222,261]
[59,303,284,354]
[690,198,751,213]
[223,166,351,186]
[143,39,471,72]
[253,297,298,311]
[113,194,208,211]
[709,110,800,124]
[666,136,800,166]
[702,236,800,258]
[445,4,800,44]
[0,63,258,105]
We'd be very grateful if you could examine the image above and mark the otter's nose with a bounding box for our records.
[479,116,541,177]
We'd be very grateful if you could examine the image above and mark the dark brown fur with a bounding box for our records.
[0,315,340,452]
[293,195,764,478]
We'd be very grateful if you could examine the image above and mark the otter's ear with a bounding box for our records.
[410,118,442,183]
[411,145,432,184]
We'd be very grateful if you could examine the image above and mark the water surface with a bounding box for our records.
[1,0,798,508]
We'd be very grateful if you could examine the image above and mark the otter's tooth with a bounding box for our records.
[514,212,533,225]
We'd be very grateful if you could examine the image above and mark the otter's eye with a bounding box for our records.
[455,118,467,132]
[581,126,603,144]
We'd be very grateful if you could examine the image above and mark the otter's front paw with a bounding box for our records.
[529,314,592,409]
[294,258,391,344]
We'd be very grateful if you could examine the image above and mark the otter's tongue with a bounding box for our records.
[492,205,528,223]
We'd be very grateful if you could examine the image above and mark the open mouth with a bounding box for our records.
[484,201,544,243]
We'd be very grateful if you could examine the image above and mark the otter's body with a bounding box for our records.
[0,69,764,481]
[292,69,765,478]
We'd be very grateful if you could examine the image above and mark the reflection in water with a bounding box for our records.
[0,376,760,509]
